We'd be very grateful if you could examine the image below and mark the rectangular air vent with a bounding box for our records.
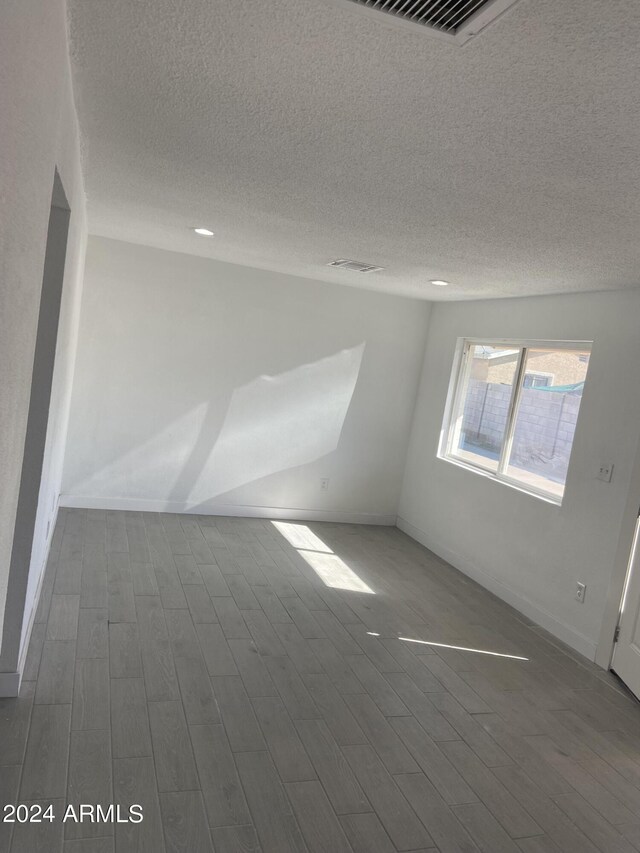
[328,258,385,273]
[332,0,522,45]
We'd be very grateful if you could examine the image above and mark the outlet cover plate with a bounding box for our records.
[597,463,614,482]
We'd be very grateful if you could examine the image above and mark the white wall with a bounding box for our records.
[62,237,429,522]
[398,290,640,660]
[0,0,87,685]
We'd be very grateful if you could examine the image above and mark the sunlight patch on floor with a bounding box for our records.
[397,635,529,661]
[272,521,332,553]
[272,521,374,594]
[300,550,374,594]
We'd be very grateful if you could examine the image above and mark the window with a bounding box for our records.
[440,339,592,502]
[523,372,553,389]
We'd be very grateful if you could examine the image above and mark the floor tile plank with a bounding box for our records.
[159,790,214,853]
[235,751,309,853]
[211,675,266,751]
[284,780,352,853]
[345,692,421,774]
[391,715,477,805]
[493,764,602,853]
[35,641,76,705]
[113,756,166,853]
[110,677,152,758]
[76,608,108,659]
[395,772,481,853]
[303,673,368,746]
[196,623,238,676]
[342,744,434,850]
[20,704,71,799]
[71,658,110,730]
[173,654,220,725]
[345,654,408,716]
[295,719,370,814]
[109,622,142,678]
[65,729,112,839]
[46,595,80,641]
[148,700,199,792]
[0,680,35,765]
[439,739,542,838]
[210,824,262,852]
[0,764,20,852]
[228,638,278,698]
[252,696,317,781]
[264,655,320,719]
[136,595,180,701]
[339,812,395,853]
[9,798,65,853]
[189,723,251,827]
[452,802,521,853]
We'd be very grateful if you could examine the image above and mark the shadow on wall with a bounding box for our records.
[67,343,365,504]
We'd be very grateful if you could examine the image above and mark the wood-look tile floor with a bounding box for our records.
[1,508,640,852]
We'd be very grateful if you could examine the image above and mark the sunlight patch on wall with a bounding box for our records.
[190,343,365,499]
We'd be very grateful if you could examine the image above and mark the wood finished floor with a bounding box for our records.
[1,508,640,853]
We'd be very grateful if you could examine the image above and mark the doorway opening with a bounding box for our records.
[611,509,640,701]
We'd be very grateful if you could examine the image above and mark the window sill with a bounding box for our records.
[437,454,564,506]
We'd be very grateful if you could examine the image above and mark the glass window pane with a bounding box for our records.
[450,344,520,472]
[505,348,590,498]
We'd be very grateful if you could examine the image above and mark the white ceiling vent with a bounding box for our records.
[332,0,522,45]
[328,258,385,273]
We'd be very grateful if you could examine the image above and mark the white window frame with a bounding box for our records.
[438,338,592,505]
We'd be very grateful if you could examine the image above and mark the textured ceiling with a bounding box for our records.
[68,0,640,301]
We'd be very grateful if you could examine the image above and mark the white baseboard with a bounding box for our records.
[60,494,396,526]
[396,515,598,662]
[0,671,21,698]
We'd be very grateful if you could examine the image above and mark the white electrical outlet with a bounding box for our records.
[320,478,330,491]
[597,463,614,482]
[575,582,586,603]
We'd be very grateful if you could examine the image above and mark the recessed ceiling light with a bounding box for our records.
[193,227,214,236]
[430,279,450,286]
